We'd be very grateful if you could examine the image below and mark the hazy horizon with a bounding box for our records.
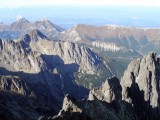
[0,0,160,29]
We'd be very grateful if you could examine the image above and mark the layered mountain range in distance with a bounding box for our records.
[0,18,160,120]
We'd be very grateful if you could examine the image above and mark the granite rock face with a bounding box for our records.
[121,52,160,119]
[0,38,46,73]
[88,77,121,103]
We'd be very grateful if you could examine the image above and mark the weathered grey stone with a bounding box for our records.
[121,52,160,119]
[89,77,121,103]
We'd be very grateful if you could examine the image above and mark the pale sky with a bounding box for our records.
[1,0,160,8]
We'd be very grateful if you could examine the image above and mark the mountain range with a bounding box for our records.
[0,29,124,119]
[0,17,64,40]
[59,24,160,56]
[0,18,160,120]
[2,18,160,59]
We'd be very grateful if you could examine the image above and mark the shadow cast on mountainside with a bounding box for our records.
[0,54,90,119]
[41,54,90,99]
[73,74,160,120]
[85,71,160,120]
[126,74,160,120]
[0,54,89,99]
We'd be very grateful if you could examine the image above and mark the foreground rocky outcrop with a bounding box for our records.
[121,52,160,119]
[88,77,121,103]
[49,52,160,120]
[46,78,136,120]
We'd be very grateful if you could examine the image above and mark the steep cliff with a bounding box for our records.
[121,52,160,119]
[52,52,160,120]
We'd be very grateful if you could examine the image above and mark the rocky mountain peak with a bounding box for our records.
[60,94,82,113]
[39,18,53,25]
[10,17,31,31]
[35,18,64,32]
[40,18,50,22]
[121,52,160,105]
[16,17,30,23]
[54,78,133,120]
[121,52,160,119]
[21,29,49,44]
[0,18,65,40]
[28,29,48,41]
[88,77,121,103]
